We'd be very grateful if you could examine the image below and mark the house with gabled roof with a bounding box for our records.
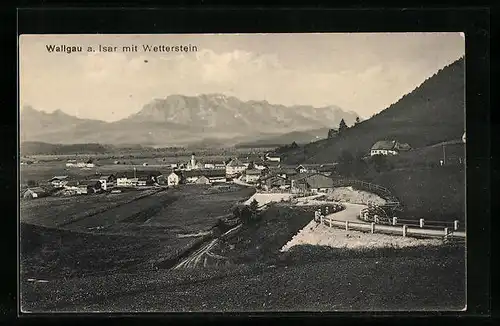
[23,187,49,199]
[244,169,262,184]
[167,171,183,186]
[370,140,399,156]
[49,176,69,188]
[258,174,288,190]
[290,173,334,194]
[225,158,247,178]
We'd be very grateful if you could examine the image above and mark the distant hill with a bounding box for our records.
[20,141,115,156]
[280,57,465,164]
[235,128,330,148]
[20,94,358,147]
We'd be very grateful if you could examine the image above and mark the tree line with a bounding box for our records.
[328,117,361,139]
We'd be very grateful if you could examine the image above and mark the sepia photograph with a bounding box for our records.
[19,33,466,312]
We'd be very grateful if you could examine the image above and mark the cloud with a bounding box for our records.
[20,34,465,121]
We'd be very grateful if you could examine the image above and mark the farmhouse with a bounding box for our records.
[49,176,69,188]
[225,158,247,178]
[167,171,183,186]
[244,169,262,184]
[183,170,227,184]
[265,167,297,179]
[79,180,102,193]
[23,187,48,199]
[370,140,400,156]
[265,153,281,162]
[290,173,334,194]
[259,175,288,191]
[99,174,117,191]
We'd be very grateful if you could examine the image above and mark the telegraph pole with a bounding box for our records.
[134,166,136,179]
[442,143,446,165]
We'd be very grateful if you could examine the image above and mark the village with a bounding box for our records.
[21,150,340,199]
[20,138,440,200]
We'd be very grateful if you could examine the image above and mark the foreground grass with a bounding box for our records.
[20,244,465,312]
[365,165,465,222]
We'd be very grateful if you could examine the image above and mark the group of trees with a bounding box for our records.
[328,117,360,139]
[233,199,260,225]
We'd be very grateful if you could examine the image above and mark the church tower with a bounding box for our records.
[191,153,196,169]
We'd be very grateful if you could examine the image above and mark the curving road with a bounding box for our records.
[324,202,368,223]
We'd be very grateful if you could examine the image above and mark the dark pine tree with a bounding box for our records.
[339,119,348,133]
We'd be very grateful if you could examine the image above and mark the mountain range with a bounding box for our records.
[20,94,359,148]
[279,57,465,164]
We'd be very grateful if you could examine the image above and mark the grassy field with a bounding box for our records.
[364,165,465,222]
[20,189,161,228]
[21,239,465,312]
[20,184,255,293]
[20,223,196,281]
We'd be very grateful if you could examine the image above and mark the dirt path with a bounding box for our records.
[325,203,368,223]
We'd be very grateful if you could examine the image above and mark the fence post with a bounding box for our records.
[454,220,459,230]
[371,222,375,234]
[419,218,424,228]
[329,218,332,228]
[345,221,349,231]
[402,225,407,237]
[393,217,397,226]
[320,214,323,225]
[444,227,449,236]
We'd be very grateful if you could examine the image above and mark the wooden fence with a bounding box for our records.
[318,215,466,240]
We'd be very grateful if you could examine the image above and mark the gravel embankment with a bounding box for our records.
[326,187,387,205]
[281,220,444,251]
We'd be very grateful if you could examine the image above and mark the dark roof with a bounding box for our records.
[395,142,412,151]
[79,180,101,186]
[226,158,246,167]
[116,171,162,179]
[290,172,317,181]
[24,187,47,194]
[260,174,286,182]
[183,169,226,178]
[305,174,335,189]
[267,167,297,175]
[99,174,116,179]
[371,140,397,151]
[49,176,69,181]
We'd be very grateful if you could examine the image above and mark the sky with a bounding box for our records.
[19,33,465,121]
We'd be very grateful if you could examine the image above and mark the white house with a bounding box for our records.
[49,176,69,188]
[168,172,182,186]
[214,163,226,170]
[370,140,399,156]
[116,177,133,187]
[225,158,247,177]
[265,153,281,162]
[204,163,215,169]
[253,162,267,170]
[23,187,47,199]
